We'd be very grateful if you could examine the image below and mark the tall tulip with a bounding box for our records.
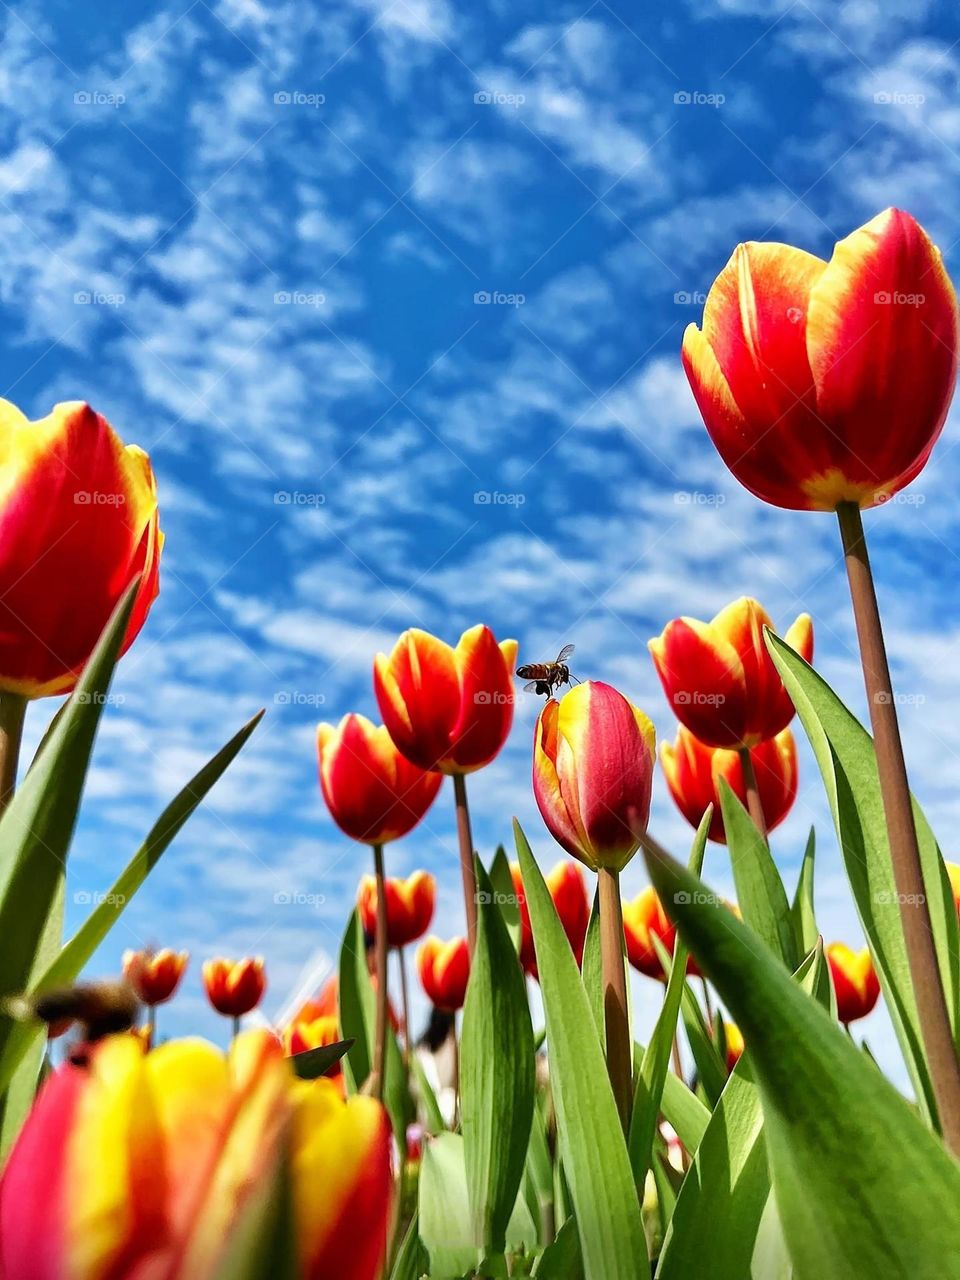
[0,1030,392,1280]
[358,869,435,1056]
[510,859,589,978]
[683,208,960,1148]
[203,956,266,1031]
[374,624,517,954]
[661,725,797,842]
[122,948,188,1046]
[532,680,655,1129]
[0,400,162,811]
[318,713,441,1103]
[826,943,880,1025]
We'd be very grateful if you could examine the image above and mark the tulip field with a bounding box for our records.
[2,206,960,1280]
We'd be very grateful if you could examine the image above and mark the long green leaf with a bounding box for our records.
[643,842,960,1279]
[580,892,603,1045]
[720,779,796,969]
[461,858,535,1253]
[766,630,960,1124]
[516,821,647,1280]
[791,828,818,955]
[489,844,522,951]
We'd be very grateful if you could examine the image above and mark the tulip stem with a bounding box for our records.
[0,692,26,818]
[738,747,767,839]
[837,500,960,1154]
[598,866,633,1132]
[372,842,389,1104]
[453,772,478,954]
[398,945,412,1067]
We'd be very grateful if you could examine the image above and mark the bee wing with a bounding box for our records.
[556,643,575,663]
[523,680,541,694]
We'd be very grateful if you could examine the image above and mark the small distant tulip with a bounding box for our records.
[826,943,880,1024]
[417,935,470,1012]
[724,1022,745,1073]
[374,625,518,774]
[649,597,813,749]
[122,948,188,1005]
[0,1031,393,1280]
[511,859,589,977]
[945,861,960,917]
[661,725,798,842]
[203,956,266,1018]
[0,399,162,698]
[357,869,436,948]
[317,714,442,845]
[622,887,678,980]
[682,208,958,511]
[533,681,656,872]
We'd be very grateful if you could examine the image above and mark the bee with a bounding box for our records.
[517,644,577,699]
[5,979,139,1045]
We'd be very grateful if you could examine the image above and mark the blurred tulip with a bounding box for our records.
[511,859,589,977]
[826,943,880,1024]
[945,861,960,916]
[661,725,798,842]
[649,597,813,750]
[357,869,436,948]
[724,1022,745,1073]
[373,625,517,774]
[0,1030,392,1280]
[121,947,188,1005]
[532,681,656,872]
[203,956,266,1019]
[317,714,442,846]
[417,935,470,1012]
[681,208,958,512]
[622,887,678,980]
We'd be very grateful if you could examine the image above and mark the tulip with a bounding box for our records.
[317,714,443,847]
[826,943,880,1025]
[723,1022,745,1073]
[203,956,266,1026]
[649,598,812,752]
[122,947,188,1005]
[374,624,518,954]
[622,887,678,980]
[0,1030,393,1280]
[283,1012,346,1093]
[417,935,470,1012]
[661,725,798,842]
[357,869,436,949]
[510,859,589,978]
[945,861,960,917]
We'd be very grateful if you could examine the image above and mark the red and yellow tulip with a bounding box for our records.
[511,859,589,978]
[0,1031,392,1280]
[724,1022,745,1073]
[357,869,436,948]
[202,956,266,1018]
[417,935,470,1011]
[317,714,443,845]
[374,625,517,774]
[826,942,880,1024]
[945,861,960,917]
[532,681,656,872]
[622,887,678,980]
[0,399,162,698]
[122,947,188,1005]
[682,208,958,511]
[649,597,813,750]
[283,1012,345,1092]
[661,724,798,842]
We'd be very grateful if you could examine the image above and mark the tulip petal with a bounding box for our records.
[374,630,461,771]
[448,625,516,773]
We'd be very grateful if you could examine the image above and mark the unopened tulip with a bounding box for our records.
[650,597,813,750]
[826,943,880,1024]
[0,399,162,698]
[317,714,442,846]
[622,887,678,980]
[511,859,589,977]
[357,869,436,948]
[122,947,188,1005]
[661,725,798,842]
[682,208,958,511]
[417,935,470,1011]
[203,956,266,1018]
[0,1031,392,1280]
[374,625,517,774]
[533,681,656,872]
[724,1022,745,1072]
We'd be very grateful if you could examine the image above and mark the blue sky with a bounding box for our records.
[7,0,960,1076]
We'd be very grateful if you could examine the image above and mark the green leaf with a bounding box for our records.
[211,1135,299,1280]
[657,1062,710,1154]
[678,976,727,1108]
[580,893,603,1045]
[489,844,522,951]
[515,821,647,1280]
[790,828,818,955]
[720,779,797,969]
[289,1037,353,1080]
[0,711,264,1099]
[461,858,535,1253]
[766,630,960,1124]
[411,1050,446,1135]
[389,1210,427,1280]
[533,1217,584,1278]
[643,841,960,1280]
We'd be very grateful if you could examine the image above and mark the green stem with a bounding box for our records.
[0,692,27,818]
[598,865,632,1132]
[372,842,389,1104]
[738,746,767,840]
[453,772,478,954]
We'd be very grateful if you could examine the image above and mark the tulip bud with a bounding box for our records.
[622,887,677,980]
[650,597,813,750]
[203,957,266,1018]
[723,1022,745,1073]
[416,935,470,1012]
[661,725,798,842]
[357,870,436,948]
[122,948,188,1006]
[826,943,880,1024]
[682,208,958,511]
[532,681,655,872]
